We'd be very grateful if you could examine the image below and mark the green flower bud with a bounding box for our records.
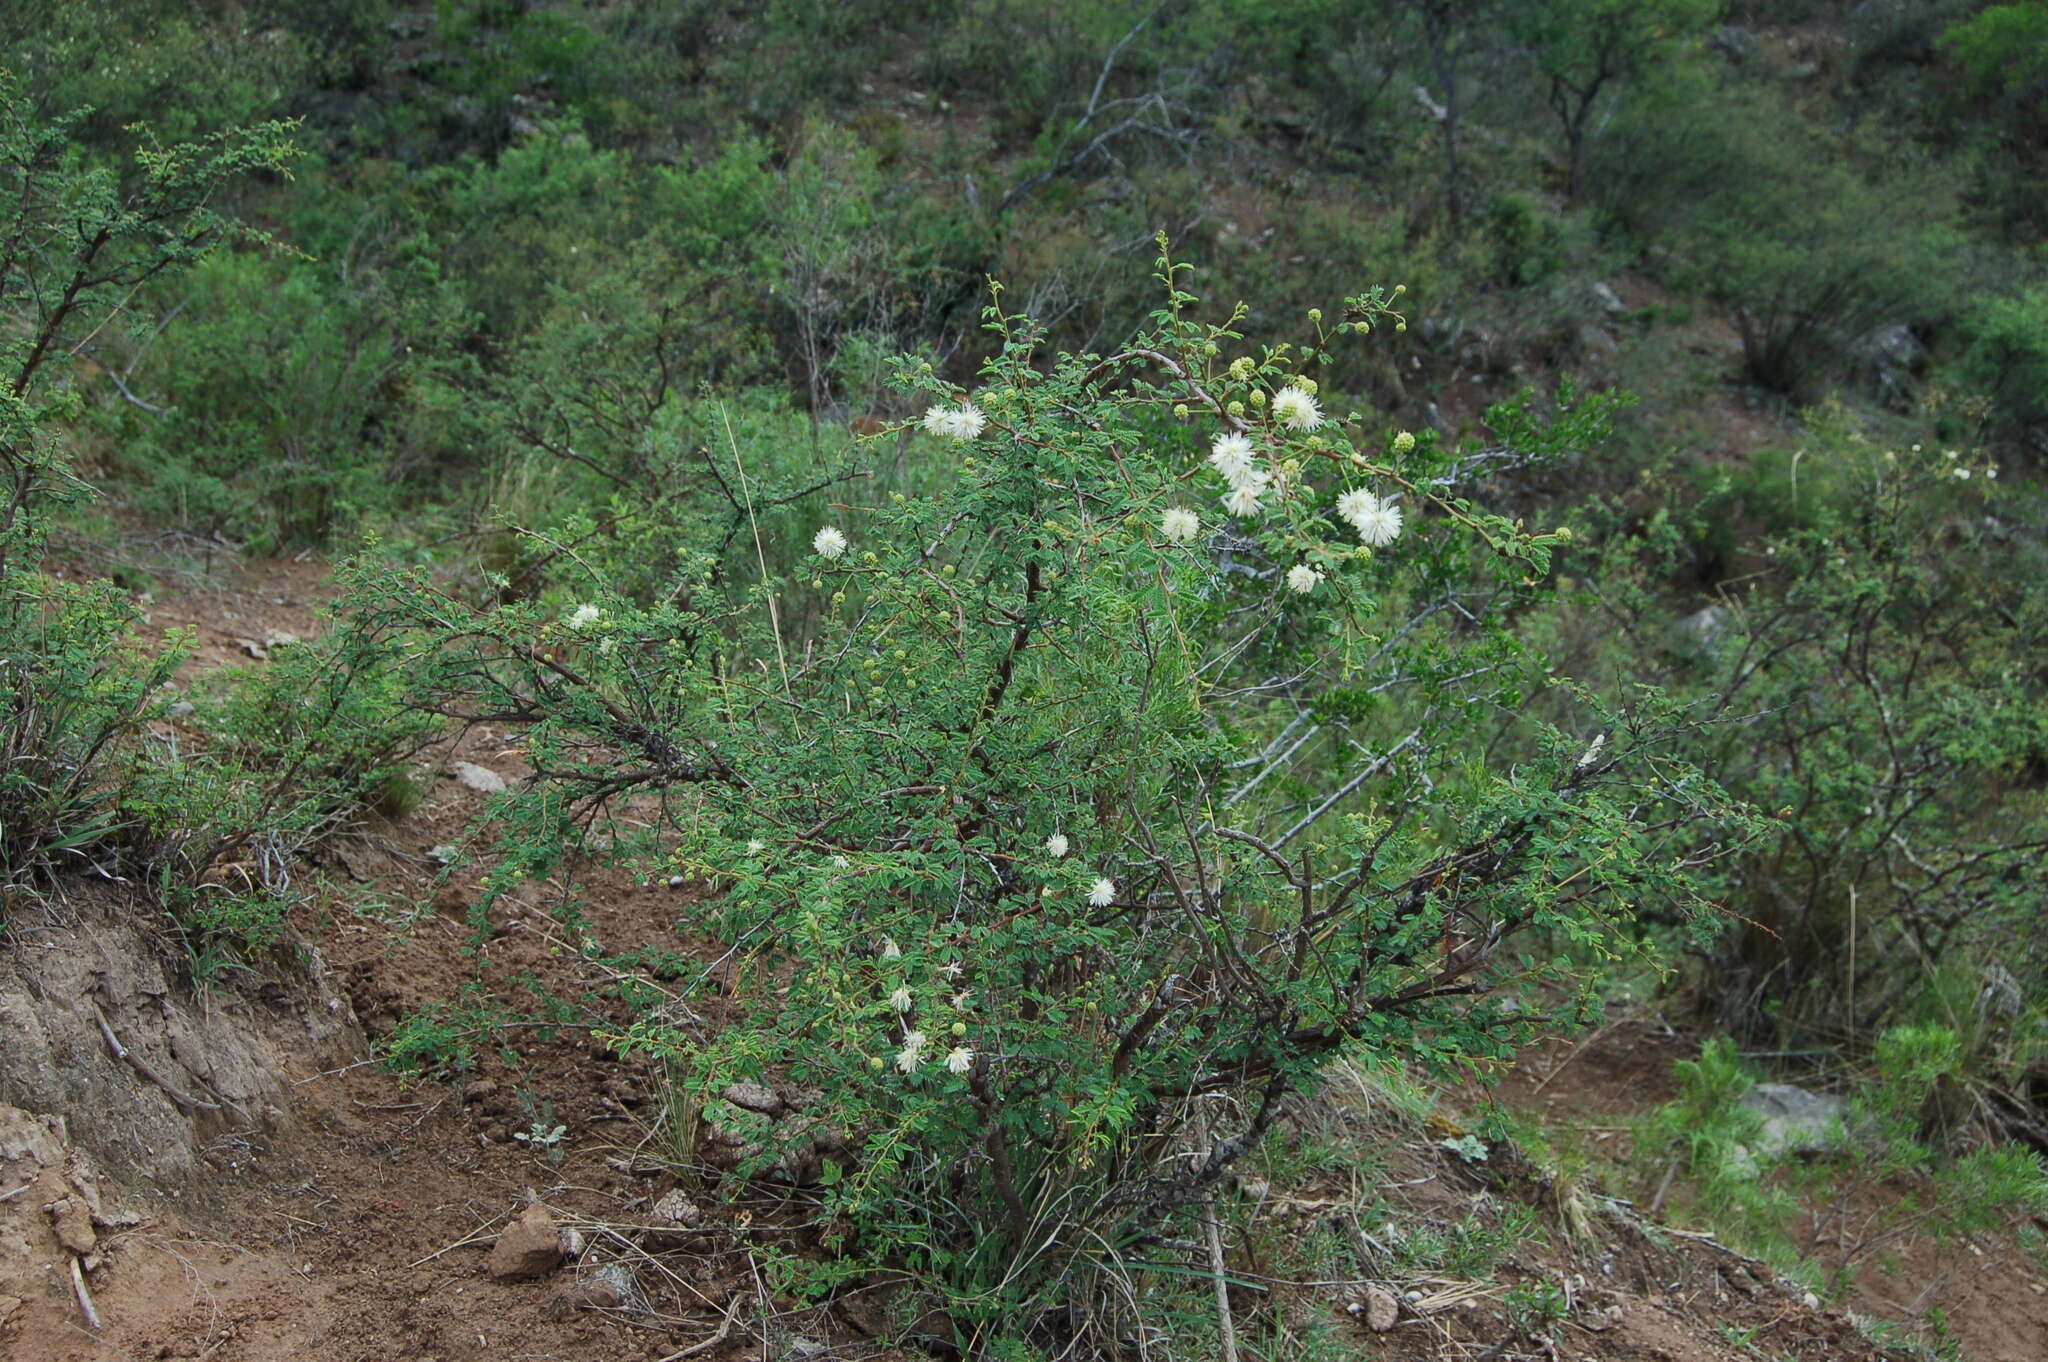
[1226,401,1245,418]
[1293,377,1318,396]
[1249,389,1267,407]
[1392,431,1416,454]
[1229,357,1255,380]
[1308,308,1322,323]
[1173,403,1190,419]
[1554,526,1573,543]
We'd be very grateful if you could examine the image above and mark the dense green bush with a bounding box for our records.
[350,255,1759,1346]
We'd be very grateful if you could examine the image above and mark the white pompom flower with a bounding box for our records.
[895,1030,927,1073]
[1336,488,1377,525]
[567,603,601,630]
[1160,507,1200,543]
[946,1045,975,1075]
[1285,564,1323,594]
[921,402,987,443]
[1350,496,1403,548]
[1208,431,1259,483]
[1045,833,1070,858]
[1222,482,1267,518]
[1088,876,1117,907]
[889,986,913,1013]
[813,525,849,558]
[1273,385,1323,432]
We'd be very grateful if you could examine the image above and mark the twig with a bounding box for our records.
[92,1004,223,1116]
[71,1255,104,1330]
[0,1182,30,1203]
[1204,1198,1240,1362]
[1529,1019,1620,1095]
[653,1303,738,1361]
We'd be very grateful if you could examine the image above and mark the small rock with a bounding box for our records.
[722,1081,786,1117]
[1677,604,1729,644]
[452,762,507,794]
[1364,1285,1399,1332]
[1739,1083,1850,1158]
[0,1293,22,1323]
[1590,281,1628,317]
[46,1196,95,1255]
[462,1079,499,1105]
[263,629,300,649]
[487,1203,566,1281]
[1802,1291,1821,1309]
[652,1190,701,1226]
[236,638,268,660]
[427,844,460,865]
[165,700,196,720]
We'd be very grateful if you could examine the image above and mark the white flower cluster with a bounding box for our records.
[1160,507,1201,543]
[1272,385,1323,432]
[920,402,987,443]
[1210,431,1271,518]
[1285,564,1322,594]
[813,525,848,559]
[566,603,601,630]
[1335,487,1403,547]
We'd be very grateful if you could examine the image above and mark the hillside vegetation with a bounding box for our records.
[2,2,2046,1357]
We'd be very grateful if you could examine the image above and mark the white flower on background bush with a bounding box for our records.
[889,986,914,1012]
[1088,876,1117,906]
[1285,564,1323,594]
[1160,507,1200,542]
[1222,480,1267,518]
[1208,431,1258,484]
[946,1045,975,1075]
[1273,385,1323,432]
[896,1030,927,1072]
[567,603,601,630]
[813,525,848,558]
[880,937,902,959]
[920,402,987,443]
[1045,832,1070,858]
[1344,493,1403,547]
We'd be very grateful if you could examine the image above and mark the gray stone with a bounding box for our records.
[1676,605,1729,644]
[1740,1083,1849,1158]
[721,1081,786,1116]
[1590,281,1628,317]
[452,761,507,794]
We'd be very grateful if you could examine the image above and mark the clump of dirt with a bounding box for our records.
[0,885,359,1190]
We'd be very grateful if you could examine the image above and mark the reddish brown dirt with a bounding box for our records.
[1492,1016,2048,1362]
[3,558,2043,1362]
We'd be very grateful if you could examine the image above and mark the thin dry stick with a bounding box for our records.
[653,1302,739,1362]
[1530,1019,1621,1096]
[70,1256,103,1330]
[720,402,790,698]
[92,1004,224,1116]
[1204,1197,1239,1362]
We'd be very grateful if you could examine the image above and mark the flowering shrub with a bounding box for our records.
[360,244,1760,1347]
